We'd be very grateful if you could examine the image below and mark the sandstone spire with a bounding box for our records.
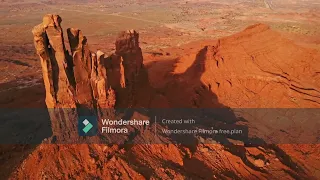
[32,14,75,108]
[114,30,144,107]
[32,14,145,142]
[67,28,95,112]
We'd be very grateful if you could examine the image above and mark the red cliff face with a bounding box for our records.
[11,15,320,179]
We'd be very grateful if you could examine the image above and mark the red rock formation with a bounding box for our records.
[114,30,144,107]
[91,51,116,110]
[32,14,75,108]
[11,15,320,180]
[32,14,78,142]
[30,14,148,143]
[166,23,320,108]
[67,28,95,110]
